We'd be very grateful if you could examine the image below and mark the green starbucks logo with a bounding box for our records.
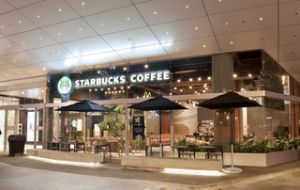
[71,119,78,127]
[57,76,72,95]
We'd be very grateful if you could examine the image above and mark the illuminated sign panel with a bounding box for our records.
[57,76,73,95]
[73,70,170,89]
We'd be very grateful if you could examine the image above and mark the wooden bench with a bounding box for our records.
[149,134,170,145]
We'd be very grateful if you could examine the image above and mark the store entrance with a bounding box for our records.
[19,108,44,149]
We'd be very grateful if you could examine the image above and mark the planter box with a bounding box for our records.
[223,149,300,167]
[121,156,223,171]
[27,149,104,163]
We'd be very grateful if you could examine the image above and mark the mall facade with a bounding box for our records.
[0,49,300,151]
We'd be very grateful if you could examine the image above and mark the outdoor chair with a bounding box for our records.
[182,151,194,158]
[75,138,85,152]
[207,145,223,160]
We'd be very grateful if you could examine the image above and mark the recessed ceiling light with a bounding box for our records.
[230,41,234,45]
[78,27,82,31]
[259,17,263,21]
[195,26,199,30]
[174,87,177,90]
[180,89,183,92]
[126,17,131,21]
[202,44,207,48]
[248,73,252,77]
[225,21,229,26]
[123,67,127,71]
[7,44,10,48]
[207,76,211,80]
[153,11,158,15]
[58,8,62,12]
[218,0,222,2]
[81,1,86,6]
[233,73,237,78]
[100,23,104,26]
[36,15,41,18]
[144,64,148,69]
[57,32,61,36]
[0,25,4,29]
[197,77,202,81]
[18,20,22,24]
[185,4,189,9]
[189,86,192,89]
[177,79,181,83]
[189,78,193,82]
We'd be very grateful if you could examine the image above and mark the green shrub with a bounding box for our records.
[234,137,298,153]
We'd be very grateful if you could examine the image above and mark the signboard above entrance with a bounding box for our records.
[74,70,170,89]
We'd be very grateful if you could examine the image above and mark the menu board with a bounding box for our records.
[133,116,145,140]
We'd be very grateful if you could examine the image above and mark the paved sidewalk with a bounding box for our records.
[0,153,300,190]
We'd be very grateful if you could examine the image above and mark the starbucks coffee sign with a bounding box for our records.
[74,70,170,89]
[57,70,170,95]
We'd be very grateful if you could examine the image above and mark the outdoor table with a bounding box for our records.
[171,145,190,158]
[48,141,60,150]
[94,143,112,161]
[172,145,220,159]
[59,142,76,152]
[145,143,169,157]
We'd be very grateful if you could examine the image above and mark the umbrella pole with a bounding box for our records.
[85,112,88,142]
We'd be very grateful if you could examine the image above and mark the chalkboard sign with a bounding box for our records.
[133,116,145,140]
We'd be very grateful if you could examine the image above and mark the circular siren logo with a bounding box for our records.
[57,76,72,95]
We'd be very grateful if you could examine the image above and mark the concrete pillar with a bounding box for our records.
[212,54,236,151]
[170,111,174,147]
[212,54,235,92]
[214,110,235,151]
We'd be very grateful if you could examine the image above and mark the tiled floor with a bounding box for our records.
[1,153,300,190]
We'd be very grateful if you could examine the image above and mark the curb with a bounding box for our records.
[199,166,300,190]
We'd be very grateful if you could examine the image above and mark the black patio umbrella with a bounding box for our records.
[197,91,260,109]
[198,91,260,173]
[56,100,113,140]
[129,96,187,143]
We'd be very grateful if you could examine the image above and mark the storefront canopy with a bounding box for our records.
[197,91,261,109]
[129,96,187,111]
